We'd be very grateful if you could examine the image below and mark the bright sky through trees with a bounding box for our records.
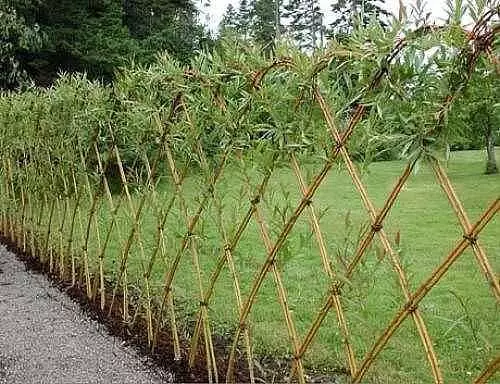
[198,0,451,31]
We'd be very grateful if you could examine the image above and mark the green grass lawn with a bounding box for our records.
[37,149,499,383]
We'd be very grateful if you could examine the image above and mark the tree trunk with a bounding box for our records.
[275,0,281,40]
[88,0,105,12]
[351,0,357,30]
[485,126,498,174]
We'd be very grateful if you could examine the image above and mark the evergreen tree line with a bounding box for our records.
[1,0,390,89]
[1,0,209,88]
[219,0,389,52]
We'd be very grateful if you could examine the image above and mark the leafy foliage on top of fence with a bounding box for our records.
[1,6,499,383]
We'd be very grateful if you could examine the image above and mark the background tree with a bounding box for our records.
[237,0,254,38]
[116,0,205,62]
[31,0,141,83]
[329,0,389,37]
[0,4,43,89]
[251,0,282,54]
[283,0,324,50]
[2,0,208,86]
[450,61,499,174]
[445,0,499,174]
[220,4,239,34]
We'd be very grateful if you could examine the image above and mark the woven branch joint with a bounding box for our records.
[331,282,342,296]
[407,303,419,314]
[463,233,478,245]
[250,196,261,205]
[293,353,303,361]
[239,322,248,331]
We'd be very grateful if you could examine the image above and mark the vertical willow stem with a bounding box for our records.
[20,185,27,252]
[67,173,83,287]
[59,168,70,279]
[6,158,18,244]
[43,198,56,267]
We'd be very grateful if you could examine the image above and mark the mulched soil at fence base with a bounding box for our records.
[0,232,345,383]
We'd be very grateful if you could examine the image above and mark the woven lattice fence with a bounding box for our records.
[0,9,499,384]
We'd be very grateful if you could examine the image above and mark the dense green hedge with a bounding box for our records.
[1,28,497,197]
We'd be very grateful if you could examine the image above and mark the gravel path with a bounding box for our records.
[0,244,172,384]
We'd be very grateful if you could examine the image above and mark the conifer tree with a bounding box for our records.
[329,0,389,36]
[237,0,254,37]
[122,0,198,39]
[251,0,281,54]
[283,0,324,50]
[220,3,239,33]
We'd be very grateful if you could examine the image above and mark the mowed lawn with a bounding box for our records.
[49,149,498,383]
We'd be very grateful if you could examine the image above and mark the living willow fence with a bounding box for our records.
[1,10,499,384]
